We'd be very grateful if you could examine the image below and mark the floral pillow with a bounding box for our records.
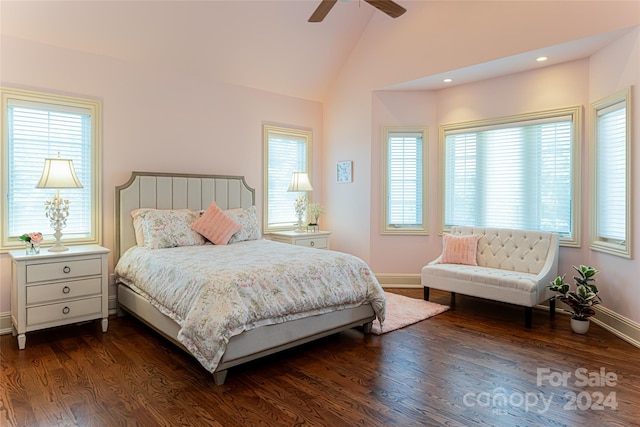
[131,208,180,246]
[439,233,481,266]
[131,209,205,249]
[225,206,261,243]
[191,202,242,245]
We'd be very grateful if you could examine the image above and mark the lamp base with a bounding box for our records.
[45,192,71,252]
[48,226,69,252]
[48,243,69,252]
[294,220,307,233]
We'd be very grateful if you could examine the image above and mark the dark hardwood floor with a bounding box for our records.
[1,288,638,426]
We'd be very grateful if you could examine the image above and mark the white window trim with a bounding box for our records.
[438,106,582,247]
[382,126,428,235]
[1,87,103,251]
[262,124,312,234]
[590,87,632,258]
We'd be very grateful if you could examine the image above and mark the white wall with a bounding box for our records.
[0,36,324,313]
[433,59,589,280]
[368,58,590,273]
[369,90,437,273]
[325,4,640,323]
[1,2,639,326]
[325,0,640,261]
[587,28,640,321]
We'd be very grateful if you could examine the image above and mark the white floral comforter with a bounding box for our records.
[115,239,386,373]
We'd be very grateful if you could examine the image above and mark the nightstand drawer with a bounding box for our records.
[295,236,328,249]
[26,258,102,283]
[26,278,102,305]
[27,297,102,326]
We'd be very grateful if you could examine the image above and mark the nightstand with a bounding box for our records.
[270,230,331,249]
[9,244,110,350]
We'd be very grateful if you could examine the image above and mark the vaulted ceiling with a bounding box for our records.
[1,1,637,101]
[1,0,379,101]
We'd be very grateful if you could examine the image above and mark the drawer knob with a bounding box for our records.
[62,286,71,294]
[62,306,70,315]
[310,241,315,247]
[63,266,71,274]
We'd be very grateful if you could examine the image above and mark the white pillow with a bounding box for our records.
[225,206,261,243]
[131,209,205,249]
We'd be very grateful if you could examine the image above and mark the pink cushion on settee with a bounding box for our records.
[440,233,480,265]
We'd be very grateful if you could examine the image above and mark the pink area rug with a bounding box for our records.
[371,292,449,335]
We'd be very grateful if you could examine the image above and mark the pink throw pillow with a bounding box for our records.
[191,202,242,245]
[440,233,480,265]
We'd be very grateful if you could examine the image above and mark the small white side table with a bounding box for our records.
[9,244,110,349]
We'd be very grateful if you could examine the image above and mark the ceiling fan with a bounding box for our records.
[308,0,406,23]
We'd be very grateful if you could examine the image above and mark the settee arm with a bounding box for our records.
[534,233,560,303]
[428,255,442,266]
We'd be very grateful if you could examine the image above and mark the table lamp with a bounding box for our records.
[36,153,83,252]
[287,172,313,232]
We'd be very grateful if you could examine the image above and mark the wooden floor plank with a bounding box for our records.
[1,289,638,426]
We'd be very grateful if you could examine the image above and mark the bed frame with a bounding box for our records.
[115,172,375,385]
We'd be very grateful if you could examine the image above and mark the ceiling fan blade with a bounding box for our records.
[364,0,406,18]
[308,0,338,22]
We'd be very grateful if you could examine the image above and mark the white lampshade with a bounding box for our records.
[36,157,83,189]
[287,172,313,192]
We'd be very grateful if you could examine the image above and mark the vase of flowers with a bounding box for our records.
[548,265,601,334]
[20,232,43,255]
[307,203,325,227]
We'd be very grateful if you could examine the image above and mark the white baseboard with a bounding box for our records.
[108,294,118,314]
[0,312,11,335]
[591,305,640,348]
[376,273,640,349]
[375,273,421,288]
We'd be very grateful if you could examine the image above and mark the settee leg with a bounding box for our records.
[423,287,430,301]
[549,299,556,320]
[525,307,532,328]
[450,292,456,308]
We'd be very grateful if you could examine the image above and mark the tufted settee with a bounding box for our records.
[421,226,559,328]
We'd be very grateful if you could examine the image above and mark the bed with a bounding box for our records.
[114,171,385,385]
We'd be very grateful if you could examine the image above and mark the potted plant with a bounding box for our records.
[548,265,601,334]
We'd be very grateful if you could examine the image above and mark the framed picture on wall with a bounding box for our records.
[337,161,353,183]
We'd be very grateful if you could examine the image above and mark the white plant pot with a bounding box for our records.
[571,318,590,334]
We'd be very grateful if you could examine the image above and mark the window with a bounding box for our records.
[441,107,581,245]
[382,127,428,235]
[590,88,631,258]
[263,125,311,233]
[1,87,102,251]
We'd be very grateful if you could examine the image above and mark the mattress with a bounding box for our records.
[115,239,386,372]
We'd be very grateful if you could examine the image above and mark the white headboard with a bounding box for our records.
[115,172,255,261]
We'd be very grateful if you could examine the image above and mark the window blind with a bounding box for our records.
[444,117,573,235]
[267,132,308,229]
[387,132,423,228]
[7,103,92,238]
[596,102,626,241]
